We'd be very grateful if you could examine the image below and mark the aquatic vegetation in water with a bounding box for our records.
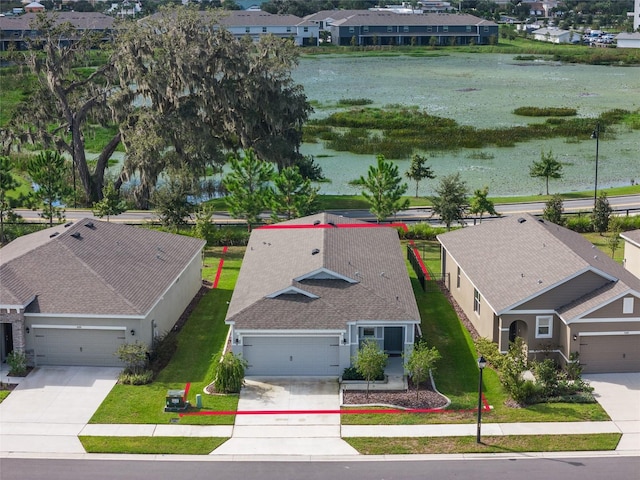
[513,107,577,117]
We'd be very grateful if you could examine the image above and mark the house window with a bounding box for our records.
[484,26,489,32]
[363,327,375,337]
[363,26,369,33]
[262,27,267,33]
[466,26,471,32]
[387,26,393,32]
[304,27,308,32]
[349,27,354,33]
[536,316,553,338]
[473,289,481,315]
[427,26,432,32]
[623,297,634,314]
[403,26,409,32]
[245,27,250,33]
[456,266,461,289]
[443,26,448,32]
[286,27,292,33]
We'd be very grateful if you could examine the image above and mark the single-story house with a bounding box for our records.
[438,214,640,373]
[531,27,579,44]
[0,219,205,367]
[305,10,498,46]
[616,32,640,49]
[226,213,421,376]
[622,229,640,278]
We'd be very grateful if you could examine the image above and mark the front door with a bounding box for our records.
[2,323,13,361]
[384,327,404,355]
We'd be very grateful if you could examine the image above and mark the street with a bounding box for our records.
[1,455,639,480]
[12,194,640,226]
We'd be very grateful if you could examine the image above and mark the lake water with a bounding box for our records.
[293,53,640,196]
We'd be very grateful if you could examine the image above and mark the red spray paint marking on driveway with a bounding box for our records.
[212,246,228,289]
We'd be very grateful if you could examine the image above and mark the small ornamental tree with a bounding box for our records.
[405,153,435,198]
[357,154,409,223]
[469,186,498,223]
[115,341,149,375]
[405,341,441,400]
[353,339,388,401]
[543,194,564,225]
[591,192,612,235]
[529,150,563,195]
[214,352,248,394]
[27,150,72,226]
[92,181,127,222]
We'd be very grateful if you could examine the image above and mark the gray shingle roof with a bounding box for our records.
[0,219,205,316]
[437,214,640,318]
[309,11,496,27]
[0,12,114,31]
[621,229,640,248]
[226,213,420,330]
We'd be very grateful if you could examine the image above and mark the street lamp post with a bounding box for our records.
[591,122,600,209]
[476,355,487,444]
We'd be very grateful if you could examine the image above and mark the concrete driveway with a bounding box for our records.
[0,366,120,454]
[584,372,640,451]
[212,377,358,457]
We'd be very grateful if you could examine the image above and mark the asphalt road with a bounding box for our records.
[12,194,640,226]
[2,456,639,480]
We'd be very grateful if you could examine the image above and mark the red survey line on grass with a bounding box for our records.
[179,394,490,417]
[183,382,191,400]
[212,246,228,289]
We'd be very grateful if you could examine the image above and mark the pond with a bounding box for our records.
[293,53,640,196]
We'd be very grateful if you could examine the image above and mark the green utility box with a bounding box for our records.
[164,389,189,412]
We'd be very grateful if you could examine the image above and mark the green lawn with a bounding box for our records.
[80,436,228,455]
[345,433,621,455]
[88,247,243,426]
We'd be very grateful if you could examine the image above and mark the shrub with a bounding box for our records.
[214,352,248,394]
[6,351,27,376]
[118,370,153,385]
[399,223,446,240]
[513,106,577,117]
[341,366,385,381]
[148,330,179,375]
[474,337,503,369]
[337,98,373,106]
[565,215,593,233]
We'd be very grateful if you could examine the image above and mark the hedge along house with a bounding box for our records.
[0,219,205,367]
[437,214,640,374]
[226,213,421,376]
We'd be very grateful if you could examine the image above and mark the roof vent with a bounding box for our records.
[313,220,320,226]
[85,222,95,229]
[538,219,545,223]
[312,248,320,255]
[328,221,336,227]
[517,217,526,223]
[70,232,82,239]
[49,232,59,238]
[64,222,73,228]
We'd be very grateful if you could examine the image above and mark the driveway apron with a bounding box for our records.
[584,372,640,451]
[212,377,358,456]
[0,366,120,454]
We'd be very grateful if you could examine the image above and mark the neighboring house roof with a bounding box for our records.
[330,12,497,27]
[532,27,569,37]
[437,214,640,318]
[226,213,420,330]
[0,12,114,31]
[621,229,640,248]
[0,219,205,316]
[216,10,314,27]
[617,33,640,40]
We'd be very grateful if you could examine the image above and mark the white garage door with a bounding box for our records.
[580,334,640,373]
[242,336,340,376]
[34,328,126,367]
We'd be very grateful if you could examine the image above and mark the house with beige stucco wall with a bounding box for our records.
[437,214,640,373]
[622,229,640,279]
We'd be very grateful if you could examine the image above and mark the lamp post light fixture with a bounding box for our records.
[591,122,600,209]
[476,355,487,444]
